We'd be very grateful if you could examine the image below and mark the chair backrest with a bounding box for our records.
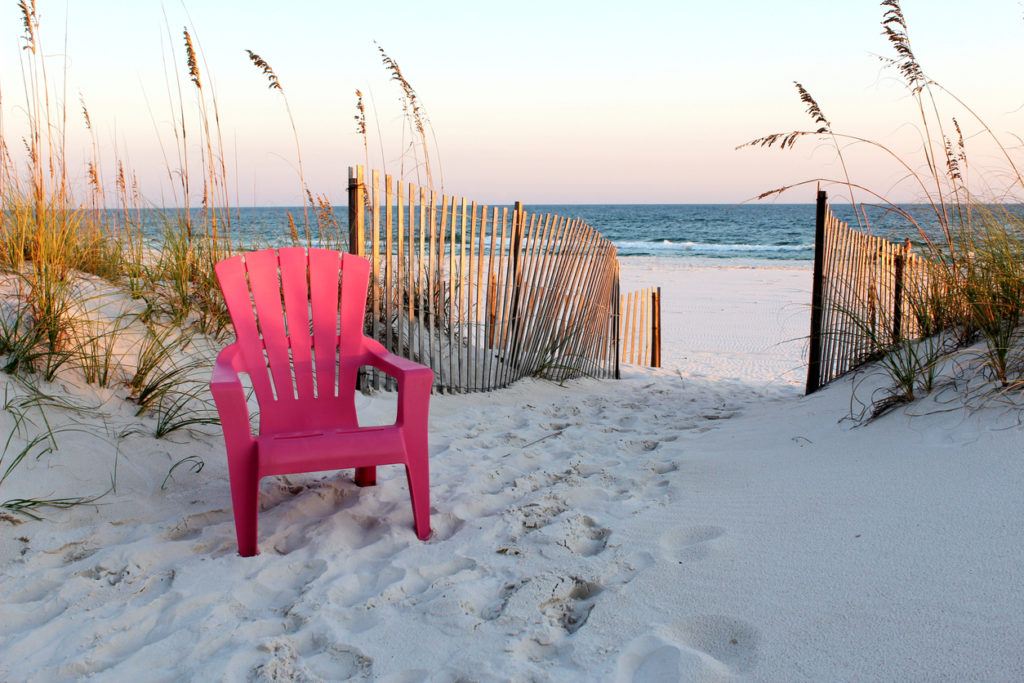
[216,247,371,433]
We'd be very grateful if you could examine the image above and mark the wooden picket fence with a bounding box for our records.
[806,190,937,393]
[347,166,622,393]
[619,287,662,367]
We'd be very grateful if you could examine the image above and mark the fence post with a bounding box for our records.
[347,165,368,391]
[651,286,662,368]
[347,165,366,257]
[893,250,905,344]
[614,269,621,379]
[508,201,525,367]
[805,189,827,395]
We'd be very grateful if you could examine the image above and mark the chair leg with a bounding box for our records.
[404,445,431,540]
[227,451,260,557]
[354,466,377,487]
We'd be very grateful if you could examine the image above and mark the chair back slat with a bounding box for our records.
[245,249,296,402]
[339,255,370,356]
[309,249,343,399]
[278,247,316,399]
[216,253,276,404]
[336,255,369,404]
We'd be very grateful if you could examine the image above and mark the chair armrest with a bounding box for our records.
[362,339,433,385]
[210,344,255,445]
[361,340,433,427]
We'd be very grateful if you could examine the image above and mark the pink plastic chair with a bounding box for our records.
[210,247,433,556]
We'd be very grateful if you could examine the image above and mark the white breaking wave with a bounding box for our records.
[614,239,813,253]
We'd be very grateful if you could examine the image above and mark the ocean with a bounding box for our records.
[133,203,925,262]
[534,204,817,261]
[531,203,932,260]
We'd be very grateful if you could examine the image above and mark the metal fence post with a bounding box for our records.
[805,190,827,395]
[893,251,905,344]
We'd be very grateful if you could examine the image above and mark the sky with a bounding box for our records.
[1,0,1022,206]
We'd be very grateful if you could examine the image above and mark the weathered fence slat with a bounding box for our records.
[370,169,382,390]
[384,174,395,390]
[347,166,622,392]
[615,285,662,369]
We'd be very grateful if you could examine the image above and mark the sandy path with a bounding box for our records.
[619,256,811,385]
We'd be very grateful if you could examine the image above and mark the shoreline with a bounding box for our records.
[619,254,811,270]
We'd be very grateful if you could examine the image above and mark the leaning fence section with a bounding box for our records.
[347,166,621,393]
[619,286,662,368]
[806,191,937,393]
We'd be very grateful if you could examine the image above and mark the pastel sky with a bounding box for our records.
[2,1,1022,206]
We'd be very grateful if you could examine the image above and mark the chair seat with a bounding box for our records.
[257,426,406,478]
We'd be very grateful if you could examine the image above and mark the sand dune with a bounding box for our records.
[2,257,1023,681]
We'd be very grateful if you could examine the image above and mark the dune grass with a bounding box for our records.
[0,4,439,519]
[746,0,1024,415]
[0,5,247,518]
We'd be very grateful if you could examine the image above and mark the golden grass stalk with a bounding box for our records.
[355,89,369,172]
[375,43,443,192]
[245,49,309,235]
[184,27,227,249]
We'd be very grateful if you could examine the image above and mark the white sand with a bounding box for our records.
[2,256,1023,681]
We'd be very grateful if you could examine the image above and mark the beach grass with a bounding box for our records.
[746,0,1024,415]
[0,5,440,518]
[0,5,244,517]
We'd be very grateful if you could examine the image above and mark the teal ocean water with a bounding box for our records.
[130,203,929,262]
[534,204,817,260]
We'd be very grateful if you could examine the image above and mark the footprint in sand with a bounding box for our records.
[505,495,569,534]
[501,574,604,649]
[616,635,728,682]
[254,636,373,682]
[622,438,660,453]
[540,577,603,635]
[618,617,760,681]
[674,614,760,674]
[231,559,328,610]
[601,549,654,588]
[479,580,528,621]
[300,634,374,681]
[650,461,678,475]
[659,525,725,563]
[562,514,611,557]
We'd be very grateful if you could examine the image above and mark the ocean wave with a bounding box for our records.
[614,239,813,253]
